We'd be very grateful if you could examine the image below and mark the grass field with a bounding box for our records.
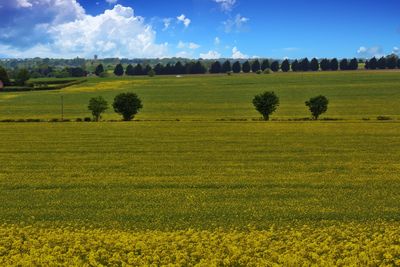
[1,71,400,265]
[1,70,400,121]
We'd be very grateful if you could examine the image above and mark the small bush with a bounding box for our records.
[75,118,83,122]
[84,117,91,122]
[263,68,272,74]
[227,71,232,76]
[377,116,392,121]
[256,70,262,75]
[49,118,60,122]
[148,70,155,77]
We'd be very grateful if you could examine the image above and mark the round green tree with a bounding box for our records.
[113,93,143,121]
[305,95,329,120]
[114,64,124,76]
[95,64,104,76]
[16,69,30,86]
[252,91,280,121]
[88,96,108,122]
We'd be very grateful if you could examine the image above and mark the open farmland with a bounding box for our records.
[1,72,400,265]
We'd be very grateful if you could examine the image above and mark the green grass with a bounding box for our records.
[1,121,399,229]
[1,70,400,121]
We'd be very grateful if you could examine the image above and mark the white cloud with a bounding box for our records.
[16,0,33,8]
[357,46,384,58]
[214,37,221,45]
[223,14,249,33]
[200,50,221,59]
[175,51,194,59]
[0,4,168,58]
[231,47,248,59]
[106,0,118,4]
[214,0,236,12]
[177,41,200,50]
[177,14,191,28]
[392,46,399,54]
[163,18,172,30]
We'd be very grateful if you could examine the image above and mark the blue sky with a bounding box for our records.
[0,0,399,59]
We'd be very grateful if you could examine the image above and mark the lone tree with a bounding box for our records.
[113,93,143,121]
[305,95,329,120]
[88,96,108,121]
[252,91,280,121]
[114,63,124,76]
[95,64,104,76]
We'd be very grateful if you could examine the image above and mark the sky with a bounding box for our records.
[0,0,399,59]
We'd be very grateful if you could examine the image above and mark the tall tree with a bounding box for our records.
[174,61,185,74]
[125,64,134,76]
[368,57,378,69]
[0,66,10,85]
[251,60,261,72]
[242,61,251,73]
[320,59,330,71]
[154,63,165,75]
[281,59,290,72]
[348,58,359,70]
[15,69,30,86]
[113,93,143,121]
[261,59,270,71]
[209,61,222,74]
[222,60,232,73]
[397,58,400,69]
[88,96,108,122]
[291,60,299,72]
[95,64,104,76]
[299,58,310,71]
[340,59,349,70]
[377,57,387,69]
[270,61,280,72]
[114,63,124,76]
[364,60,370,69]
[330,58,339,71]
[232,61,241,73]
[144,65,152,75]
[310,58,319,71]
[252,91,280,121]
[386,55,398,69]
[133,64,143,75]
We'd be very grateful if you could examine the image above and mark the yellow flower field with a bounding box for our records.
[1,222,399,266]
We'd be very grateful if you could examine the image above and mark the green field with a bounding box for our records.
[1,70,400,121]
[1,71,400,265]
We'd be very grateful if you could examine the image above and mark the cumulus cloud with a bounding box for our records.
[223,14,249,33]
[214,37,221,45]
[177,14,191,28]
[200,50,221,59]
[357,46,384,58]
[231,47,248,59]
[177,41,200,50]
[163,18,172,30]
[214,0,236,12]
[0,4,168,58]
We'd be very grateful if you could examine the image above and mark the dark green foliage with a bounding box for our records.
[114,64,124,76]
[340,59,348,70]
[174,61,186,74]
[252,91,280,121]
[144,65,152,75]
[348,58,358,70]
[154,63,164,75]
[193,61,207,74]
[148,69,155,77]
[261,59,270,71]
[299,58,310,71]
[270,61,280,72]
[242,61,251,73]
[113,93,143,121]
[95,64,104,76]
[310,58,319,71]
[330,58,339,71]
[291,60,299,72]
[67,67,86,77]
[222,60,232,73]
[386,55,397,69]
[397,58,400,69]
[251,60,261,72]
[232,61,241,73]
[88,96,108,121]
[125,64,134,76]
[16,69,30,86]
[210,61,222,74]
[364,60,369,69]
[320,59,330,71]
[281,59,290,72]
[133,64,143,75]
[368,57,377,69]
[377,57,386,69]
[305,95,329,120]
[0,66,10,85]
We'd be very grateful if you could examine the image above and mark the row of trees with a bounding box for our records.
[253,92,329,121]
[365,56,400,70]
